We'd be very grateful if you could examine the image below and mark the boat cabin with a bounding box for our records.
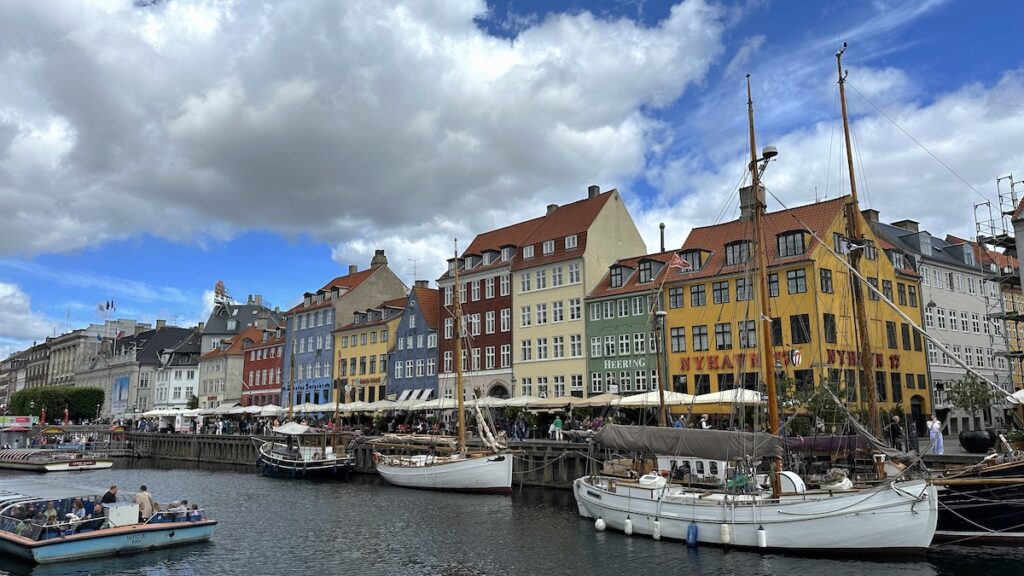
[657,455,730,486]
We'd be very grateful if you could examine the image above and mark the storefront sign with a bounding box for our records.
[602,357,647,370]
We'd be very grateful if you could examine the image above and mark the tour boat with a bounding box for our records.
[572,65,938,555]
[0,449,113,472]
[373,240,513,494]
[255,422,356,479]
[0,479,216,564]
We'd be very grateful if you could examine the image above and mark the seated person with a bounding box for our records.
[166,500,188,520]
[187,504,202,522]
[42,502,59,525]
[81,503,109,530]
[70,499,86,521]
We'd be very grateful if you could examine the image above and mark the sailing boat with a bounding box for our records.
[373,241,514,494]
[572,73,938,554]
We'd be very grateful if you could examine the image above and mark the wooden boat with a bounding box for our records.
[254,422,355,479]
[932,455,1024,543]
[374,240,513,494]
[0,479,216,564]
[572,68,938,555]
[0,449,113,472]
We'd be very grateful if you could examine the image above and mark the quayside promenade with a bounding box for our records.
[125,431,982,488]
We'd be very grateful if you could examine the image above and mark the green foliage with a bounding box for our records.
[1006,429,1024,443]
[10,387,105,421]
[944,375,1000,420]
[187,394,199,410]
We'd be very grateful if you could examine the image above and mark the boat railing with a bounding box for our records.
[0,514,108,541]
[143,509,208,525]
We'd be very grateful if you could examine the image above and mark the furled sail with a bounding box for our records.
[593,424,784,461]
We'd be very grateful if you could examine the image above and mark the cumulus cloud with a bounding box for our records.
[0,281,57,343]
[0,0,726,276]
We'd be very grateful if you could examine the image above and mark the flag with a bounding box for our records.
[668,252,693,272]
[840,238,865,255]
[116,330,125,338]
[97,303,104,313]
[105,301,110,310]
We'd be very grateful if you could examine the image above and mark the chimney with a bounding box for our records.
[414,280,429,288]
[861,209,880,223]
[587,184,600,199]
[370,249,388,269]
[739,185,764,221]
[198,322,205,333]
[348,264,358,275]
[255,316,268,330]
[547,203,558,216]
[890,219,919,232]
[253,294,263,306]
[659,222,666,252]
[156,319,166,330]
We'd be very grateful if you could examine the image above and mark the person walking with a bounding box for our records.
[887,415,903,451]
[553,414,564,442]
[927,414,944,455]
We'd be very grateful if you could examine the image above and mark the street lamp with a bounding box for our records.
[95,403,101,422]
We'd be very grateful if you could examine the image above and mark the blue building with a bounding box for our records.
[281,251,407,406]
[387,282,440,401]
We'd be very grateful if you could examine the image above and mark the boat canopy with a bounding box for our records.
[272,422,310,435]
[593,424,784,461]
[0,478,102,509]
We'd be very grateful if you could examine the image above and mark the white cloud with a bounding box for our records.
[0,281,56,343]
[0,0,727,260]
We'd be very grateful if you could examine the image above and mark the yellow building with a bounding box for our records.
[333,297,406,404]
[664,195,932,426]
[511,186,646,398]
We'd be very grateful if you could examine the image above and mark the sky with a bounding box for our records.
[1,0,1023,358]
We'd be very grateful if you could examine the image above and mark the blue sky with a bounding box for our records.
[1,0,1023,357]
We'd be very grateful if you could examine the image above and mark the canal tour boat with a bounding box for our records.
[0,479,216,564]
[573,65,938,555]
[0,449,113,472]
[373,241,513,495]
[255,422,356,479]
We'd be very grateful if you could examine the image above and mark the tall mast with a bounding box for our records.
[288,348,295,421]
[453,240,466,455]
[837,43,882,438]
[747,75,782,497]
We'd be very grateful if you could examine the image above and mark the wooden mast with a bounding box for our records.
[453,239,467,456]
[746,74,782,497]
[836,43,882,439]
[655,307,668,427]
[288,348,295,421]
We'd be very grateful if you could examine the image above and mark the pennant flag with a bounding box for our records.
[840,238,866,255]
[668,252,693,272]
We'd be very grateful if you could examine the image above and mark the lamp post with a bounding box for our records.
[95,403,101,422]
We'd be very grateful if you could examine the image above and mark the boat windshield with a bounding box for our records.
[0,496,102,540]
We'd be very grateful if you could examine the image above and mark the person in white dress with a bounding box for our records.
[927,414,944,455]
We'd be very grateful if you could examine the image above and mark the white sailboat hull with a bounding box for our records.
[574,475,937,554]
[375,452,513,495]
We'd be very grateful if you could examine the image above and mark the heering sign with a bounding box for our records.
[603,357,647,370]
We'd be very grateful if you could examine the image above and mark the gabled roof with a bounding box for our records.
[588,250,677,299]
[871,221,979,273]
[677,196,848,281]
[203,302,284,335]
[161,328,202,368]
[946,234,1019,270]
[200,326,260,361]
[511,190,616,271]
[410,286,440,331]
[115,327,196,366]
[286,267,378,314]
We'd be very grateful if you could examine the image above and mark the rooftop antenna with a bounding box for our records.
[407,259,419,282]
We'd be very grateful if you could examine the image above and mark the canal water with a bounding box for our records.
[1,463,1022,576]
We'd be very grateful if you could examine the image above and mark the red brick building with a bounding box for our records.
[242,325,286,406]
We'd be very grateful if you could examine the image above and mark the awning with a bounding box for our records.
[2,426,29,432]
[575,392,622,407]
[527,395,585,411]
[40,426,64,435]
[273,422,310,435]
[691,389,762,405]
[617,391,695,407]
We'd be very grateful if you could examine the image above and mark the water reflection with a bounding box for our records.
[0,466,1017,576]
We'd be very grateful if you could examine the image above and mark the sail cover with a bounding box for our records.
[594,424,784,461]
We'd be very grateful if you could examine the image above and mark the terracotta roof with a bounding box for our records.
[463,216,546,257]
[334,311,404,333]
[381,296,409,309]
[511,191,616,271]
[200,326,261,360]
[411,286,440,331]
[677,196,849,281]
[285,267,378,314]
[588,250,677,299]
[946,234,1019,269]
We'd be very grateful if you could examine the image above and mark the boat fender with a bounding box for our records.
[757,525,767,549]
[687,522,698,547]
[372,453,381,463]
[595,518,606,531]
[720,523,733,546]
[624,517,633,536]
[652,519,661,540]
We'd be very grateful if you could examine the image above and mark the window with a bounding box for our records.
[820,269,833,293]
[634,332,646,354]
[867,277,879,300]
[632,296,645,315]
[568,262,581,284]
[536,269,547,290]
[668,287,684,309]
[885,321,897,349]
[777,232,805,257]
[768,273,779,297]
[589,303,601,321]
[471,281,480,301]
[736,278,753,301]
[823,313,837,344]
[427,357,436,375]
[908,285,918,307]
[485,277,495,298]
[552,266,563,287]
[961,311,969,332]
[936,308,946,330]
[444,317,453,339]
[500,345,510,367]
[486,311,495,334]
[501,309,511,332]
[638,261,653,283]
[725,241,750,266]
[715,323,732,350]
[540,240,555,255]
[591,372,603,394]
[570,334,582,357]
[787,269,807,294]
[565,234,578,249]
[523,245,534,259]
[971,313,980,334]
[690,284,706,306]
[500,274,510,296]
[897,283,907,306]
[882,280,893,301]
[713,281,730,304]
[459,282,467,304]
[603,301,614,319]
[569,298,581,320]
[604,335,616,356]
[444,286,453,306]
[520,340,532,361]
[618,334,630,356]
[771,318,783,346]
[738,320,756,349]
[610,267,623,288]
[520,306,531,327]
[591,337,603,357]
[617,299,629,318]
[901,323,911,350]
[535,303,548,325]
[790,314,810,344]
[692,325,709,351]
[694,374,711,395]
[520,273,531,293]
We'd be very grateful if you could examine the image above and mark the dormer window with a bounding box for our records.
[227,319,237,331]
[523,245,535,259]
[638,261,654,283]
[725,241,751,266]
[565,235,578,250]
[483,251,495,265]
[502,247,515,261]
[610,267,624,288]
[777,231,805,258]
[892,252,906,270]
[680,250,704,271]
[304,295,311,306]
[542,240,555,255]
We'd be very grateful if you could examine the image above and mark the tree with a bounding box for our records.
[944,374,1000,428]
[10,387,104,421]
[187,394,199,409]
